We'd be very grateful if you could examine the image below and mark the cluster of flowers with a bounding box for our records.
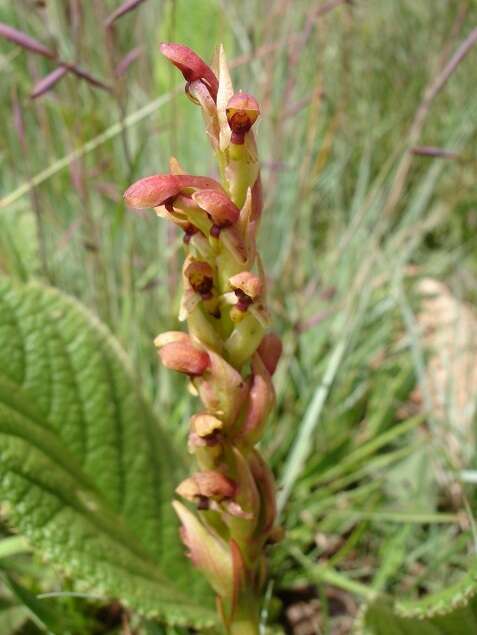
[125,43,282,633]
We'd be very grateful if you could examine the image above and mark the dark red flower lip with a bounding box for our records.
[226,92,260,135]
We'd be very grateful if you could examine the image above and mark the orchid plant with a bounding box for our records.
[124,43,282,635]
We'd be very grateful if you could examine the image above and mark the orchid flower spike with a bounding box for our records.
[125,43,281,635]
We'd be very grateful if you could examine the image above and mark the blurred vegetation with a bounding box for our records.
[1,0,477,633]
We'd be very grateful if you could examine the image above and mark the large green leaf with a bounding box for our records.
[0,278,215,627]
[358,561,477,634]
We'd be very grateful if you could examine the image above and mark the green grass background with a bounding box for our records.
[1,0,477,633]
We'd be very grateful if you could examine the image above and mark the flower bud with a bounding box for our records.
[153,330,189,348]
[173,501,233,597]
[157,338,210,376]
[224,313,265,368]
[195,350,248,426]
[184,260,215,299]
[188,433,223,470]
[240,354,275,445]
[192,189,240,229]
[229,271,263,301]
[229,271,262,322]
[176,471,236,505]
[226,92,260,143]
[124,174,224,210]
[124,174,181,209]
[160,42,219,100]
[249,450,277,537]
[257,332,282,376]
[191,413,224,438]
[180,257,223,350]
[180,175,225,192]
[188,414,224,469]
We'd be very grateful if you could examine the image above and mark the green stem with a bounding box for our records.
[228,599,260,635]
[229,617,260,635]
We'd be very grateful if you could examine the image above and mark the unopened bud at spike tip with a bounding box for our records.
[160,42,219,100]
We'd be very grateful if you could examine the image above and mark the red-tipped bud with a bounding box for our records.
[184,260,215,298]
[160,42,219,100]
[173,501,233,597]
[176,471,236,504]
[157,338,210,376]
[229,271,263,300]
[192,189,240,229]
[257,332,282,375]
[124,174,225,210]
[226,92,260,142]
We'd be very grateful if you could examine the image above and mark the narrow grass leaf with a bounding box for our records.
[2,573,64,634]
[0,90,176,210]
